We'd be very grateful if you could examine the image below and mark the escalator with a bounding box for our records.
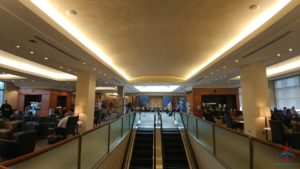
[129,128,154,169]
[162,128,189,169]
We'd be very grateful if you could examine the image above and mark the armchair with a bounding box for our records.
[0,130,37,159]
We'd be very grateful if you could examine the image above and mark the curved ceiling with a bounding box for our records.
[20,0,293,82]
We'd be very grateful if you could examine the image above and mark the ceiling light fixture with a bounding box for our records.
[0,74,26,80]
[67,10,77,16]
[95,86,117,90]
[16,45,20,48]
[289,48,293,52]
[0,50,77,81]
[185,1,291,79]
[83,62,86,65]
[235,59,239,63]
[223,66,226,69]
[232,54,300,80]
[59,66,63,69]
[277,53,281,57]
[30,51,34,54]
[249,4,259,11]
[30,0,130,80]
[44,57,48,60]
[134,85,179,92]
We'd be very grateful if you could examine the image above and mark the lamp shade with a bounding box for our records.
[74,106,83,116]
[260,106,271,117]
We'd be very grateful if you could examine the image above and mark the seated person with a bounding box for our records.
[55,113,70,138]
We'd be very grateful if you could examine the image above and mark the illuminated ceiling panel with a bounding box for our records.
[0,50,77,81]
[0,74,26,80]
[22,0,292,82]
[134,85,179,92]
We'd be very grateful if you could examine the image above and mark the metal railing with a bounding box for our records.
[177,112,300,169]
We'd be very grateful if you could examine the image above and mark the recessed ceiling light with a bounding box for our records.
[210,72,214,75]
[103,73,106,76]
[83,62,86,65]
[249,4,259,11]
[67,10,77,16]
[16,45,20,48]
[44,57,48,60]
[67,69,71,72]
[93,68,96,71]
[235,59,239,63]
[277,53,281,57]
[289,48,293,52]
[222,66,226,69]
[59,66,63,69]
[30,51,34,54]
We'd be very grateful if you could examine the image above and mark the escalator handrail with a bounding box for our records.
[153,114,156,169]
[159,113,165,169]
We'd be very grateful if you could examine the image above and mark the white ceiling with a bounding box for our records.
[0,1,300,93]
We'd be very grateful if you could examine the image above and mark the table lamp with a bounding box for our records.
[260,106,271,127]
[74,106,83,117]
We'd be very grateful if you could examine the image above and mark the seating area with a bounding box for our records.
[0,112,81,160]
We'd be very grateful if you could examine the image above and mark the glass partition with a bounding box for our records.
[253,141,300,169]
[197,119,214,153]
[10,138,79,169]
[122,115,130,136]
[109,118,122,149]
[187,115,197,137]
[80,125,109,169]
[214,127,250,169]
[130,113,135,127]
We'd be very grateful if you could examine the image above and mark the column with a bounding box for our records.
[240,61,270,139]
[117,86,124,116]
[75,71,96,132]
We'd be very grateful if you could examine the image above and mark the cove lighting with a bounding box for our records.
[30,0,130,80]
[185,0,291,79]
[0,50,77,81]
[95,87,117,90]
[232,55,300,80]
[134,85,179,92]
[0,74,26,80]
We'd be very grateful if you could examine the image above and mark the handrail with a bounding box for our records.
[153,114,156,169]
[184,112,300,155]
[1,135,80,167]
[159,113,165,169]
[0,112,136,167]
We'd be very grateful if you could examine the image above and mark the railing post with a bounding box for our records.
[107,123,111,153]
[121,118,124,138]
[77,136,82,169]
[249,138,253,169]
[196,118,199,139]
[213,125,216,155]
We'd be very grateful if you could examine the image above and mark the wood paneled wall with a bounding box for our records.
[191,88,239,117]
[18,88,72,117]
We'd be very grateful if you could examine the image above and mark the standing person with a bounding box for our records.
[1,100,13,119]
